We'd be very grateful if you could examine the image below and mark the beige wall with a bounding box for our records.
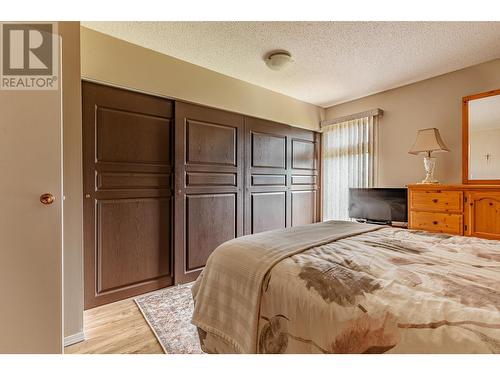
[80,26,323,130]
[325,58,500,186]
[60,22,84,341]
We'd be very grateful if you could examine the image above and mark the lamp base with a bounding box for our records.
[419,177,439,184]
[419,156,439,184]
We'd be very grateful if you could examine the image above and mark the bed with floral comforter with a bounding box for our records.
[192,222,500,353]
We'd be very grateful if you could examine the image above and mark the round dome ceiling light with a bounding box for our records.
[265,50,294,71]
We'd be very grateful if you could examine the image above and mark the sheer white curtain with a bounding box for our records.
[322,115,379,220]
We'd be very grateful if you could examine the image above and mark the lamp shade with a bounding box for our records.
[408,128,450,155]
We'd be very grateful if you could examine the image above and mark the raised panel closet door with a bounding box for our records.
[83,81,174,309]
[174,102,244,284]
[244,117,290,234]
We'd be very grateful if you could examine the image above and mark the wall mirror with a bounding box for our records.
[463,89,500,184]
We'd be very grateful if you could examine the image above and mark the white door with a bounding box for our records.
[0,27,62,353]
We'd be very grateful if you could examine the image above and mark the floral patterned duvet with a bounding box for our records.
[198,228,500,353]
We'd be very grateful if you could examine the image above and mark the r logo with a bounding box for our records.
[2,23,53,76]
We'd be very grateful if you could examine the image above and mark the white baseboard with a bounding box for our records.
[64,331,85,347]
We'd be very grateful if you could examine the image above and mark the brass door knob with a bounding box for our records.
[40,193,55,205]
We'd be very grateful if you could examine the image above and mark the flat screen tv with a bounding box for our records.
[348,188,407,224]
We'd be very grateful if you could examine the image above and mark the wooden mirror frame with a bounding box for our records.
[462,88,500,184]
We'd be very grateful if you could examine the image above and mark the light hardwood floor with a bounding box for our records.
[65,296,163,354]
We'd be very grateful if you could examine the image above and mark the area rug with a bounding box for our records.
[134,283,203,354]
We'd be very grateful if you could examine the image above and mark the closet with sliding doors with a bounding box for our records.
[82,82,321,308]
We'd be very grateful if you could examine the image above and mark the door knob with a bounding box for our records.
[40,193,55,205]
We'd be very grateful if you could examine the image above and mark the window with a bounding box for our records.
[322,110,381,220]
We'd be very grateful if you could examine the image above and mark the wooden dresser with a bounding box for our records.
[407,184,500,240]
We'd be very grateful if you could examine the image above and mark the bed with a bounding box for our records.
[191,221,500,354]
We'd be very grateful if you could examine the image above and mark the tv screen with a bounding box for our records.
[348,188,407,224]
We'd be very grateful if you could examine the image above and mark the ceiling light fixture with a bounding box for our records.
[265,50,293,71]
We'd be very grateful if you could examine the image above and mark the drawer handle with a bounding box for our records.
[432,199,438,203]
[432,221,438,225]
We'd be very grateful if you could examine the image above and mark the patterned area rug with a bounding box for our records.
[134,283,203,354]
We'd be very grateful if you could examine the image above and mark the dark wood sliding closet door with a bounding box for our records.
[245,117,290,234]
[174,102,244,284]
[245,117,320,234]
[83,81,174,309]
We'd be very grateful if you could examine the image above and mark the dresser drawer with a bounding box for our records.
[410,190,462,212]
[410,211,463,235]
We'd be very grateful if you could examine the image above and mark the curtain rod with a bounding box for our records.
[321,108,383,127]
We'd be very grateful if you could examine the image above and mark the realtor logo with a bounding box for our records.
[0,22,59,90]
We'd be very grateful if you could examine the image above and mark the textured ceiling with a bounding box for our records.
[82,22,500,107]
